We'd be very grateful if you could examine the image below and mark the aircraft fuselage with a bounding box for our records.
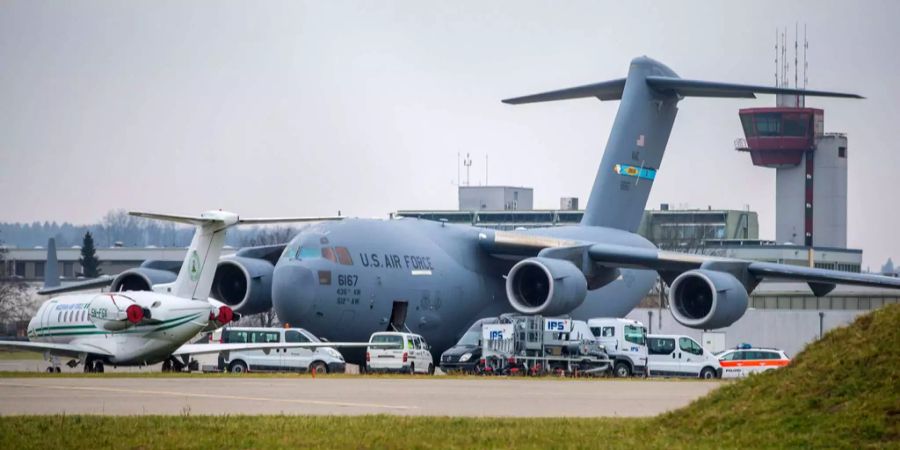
[271,218,658,362]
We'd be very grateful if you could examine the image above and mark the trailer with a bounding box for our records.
[480,315,611,376]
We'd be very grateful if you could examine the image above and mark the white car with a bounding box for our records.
[366,332,434,375]
[717,347,791,378]
[218,327,345,374]
[646,334,721,379]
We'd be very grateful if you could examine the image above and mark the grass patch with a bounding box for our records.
[0,350,42,360]
[1,304,898,449]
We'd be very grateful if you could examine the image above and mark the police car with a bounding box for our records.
[717,345,791,378]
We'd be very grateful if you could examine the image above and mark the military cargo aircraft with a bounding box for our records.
[78,57,900,364]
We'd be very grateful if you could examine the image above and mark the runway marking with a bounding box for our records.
[0,382,417,411]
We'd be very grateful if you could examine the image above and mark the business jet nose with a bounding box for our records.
[272,262,318,320]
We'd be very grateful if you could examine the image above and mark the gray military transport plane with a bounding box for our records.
[98,57,900,365]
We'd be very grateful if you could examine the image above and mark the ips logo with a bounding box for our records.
[546,320,566,331]
[489,330,505,340]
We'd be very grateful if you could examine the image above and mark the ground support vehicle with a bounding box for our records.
[588,317,648,377]
[480,315,611,377]
[366,331,434,374]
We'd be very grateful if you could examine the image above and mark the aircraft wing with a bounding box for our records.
[37,275,115,295]
[172,341,394,357]
[585,243,900,295]
[0,340,114,358]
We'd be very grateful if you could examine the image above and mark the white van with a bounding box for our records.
[646,334,721,379]
[588,318,648,377]
[218,327,345,374]
[366,332,434,375]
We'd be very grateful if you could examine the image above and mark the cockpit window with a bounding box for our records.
[335,247,353,266]
[297,247,320,259]
[321,247,337,263]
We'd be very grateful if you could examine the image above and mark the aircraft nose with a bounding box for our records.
[272,262,318,321]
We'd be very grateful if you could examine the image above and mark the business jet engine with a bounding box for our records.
[110,265,178,292]
[505,257,588,316]
[668,269,749,330]
[87,293,145,331]
[210,257,274,315]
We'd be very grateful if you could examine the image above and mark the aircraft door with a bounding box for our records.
[36,301,56,342]
[388,301,408,332]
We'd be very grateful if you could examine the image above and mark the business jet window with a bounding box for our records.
[334,247,353,266]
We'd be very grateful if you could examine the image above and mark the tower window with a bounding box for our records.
[838,147,847,158]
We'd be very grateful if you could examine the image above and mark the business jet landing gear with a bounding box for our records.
[83,358,104,373]
[44,355,62,373]
[44,366,61,373]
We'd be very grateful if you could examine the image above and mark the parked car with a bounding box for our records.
[366,331,434,374]
[717,345,790,378]
[646,334,721,379]
[217,327,345,374]
[440,317,498,374]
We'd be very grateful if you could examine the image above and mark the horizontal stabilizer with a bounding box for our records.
[502,78,626,104]
[238,216,344,225]
[645,76,864,99]
[129,211,343,226]
[38,275,114,295]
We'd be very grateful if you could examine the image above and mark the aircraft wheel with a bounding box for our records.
[55,367,61,373]
[229,360,248,374]
[93,361,104,373]
[162,360,172,372]
[45,367,54,373]
[427,363,434,375]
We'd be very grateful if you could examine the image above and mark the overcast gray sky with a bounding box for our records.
[1,1,898,268]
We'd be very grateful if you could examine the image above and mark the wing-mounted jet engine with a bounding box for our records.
[505,257,588,315]
[209,245,285,315]
[667,269,749,330]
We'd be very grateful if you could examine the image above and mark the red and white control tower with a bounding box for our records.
[736,106,847,248]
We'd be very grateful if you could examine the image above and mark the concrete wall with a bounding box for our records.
[812,135,848,248]
[626,307,866,356]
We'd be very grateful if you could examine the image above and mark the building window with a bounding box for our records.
[14,261,26,277]
[34,262,45,278]
[838,147,846,158]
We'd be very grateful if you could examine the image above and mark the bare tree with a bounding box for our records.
[0,238,35,333]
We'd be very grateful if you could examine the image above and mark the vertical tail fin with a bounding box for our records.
[43,238,60,288]
[503,56,860,232]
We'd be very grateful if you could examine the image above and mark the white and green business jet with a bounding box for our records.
[0,210,346,373]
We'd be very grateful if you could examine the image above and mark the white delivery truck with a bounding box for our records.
[646,334,721,379]
[587,318,648,377]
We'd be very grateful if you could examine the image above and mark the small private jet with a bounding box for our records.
[0,210,383,372]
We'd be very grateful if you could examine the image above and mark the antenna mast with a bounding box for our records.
[463,153,472,186]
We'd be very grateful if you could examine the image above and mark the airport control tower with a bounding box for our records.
[735,31,848,248]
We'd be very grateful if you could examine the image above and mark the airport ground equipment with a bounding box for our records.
[588,317,648,377]
[481,316,611,376]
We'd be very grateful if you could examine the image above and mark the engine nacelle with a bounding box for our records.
[110,268,177,292]
[88,293,144,331]
[210,257,274,315]
[505,257,587,316]
[669,269,749,330]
